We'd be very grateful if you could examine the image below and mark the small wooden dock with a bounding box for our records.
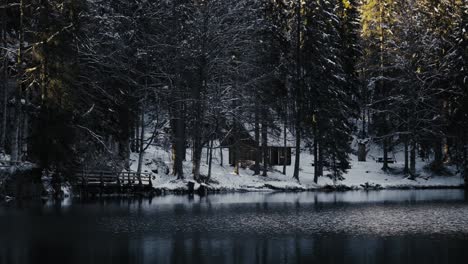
[74,170,153,194]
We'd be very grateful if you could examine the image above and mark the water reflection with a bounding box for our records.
[1,190,468,264]
[2,232,468,264]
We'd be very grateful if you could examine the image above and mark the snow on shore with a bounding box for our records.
[129,144,464,193]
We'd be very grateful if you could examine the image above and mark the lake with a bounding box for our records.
[1,190,468,264]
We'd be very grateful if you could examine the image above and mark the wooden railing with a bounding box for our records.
[74,170,152,188]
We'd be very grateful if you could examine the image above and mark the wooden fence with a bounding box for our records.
[74,170,153,192]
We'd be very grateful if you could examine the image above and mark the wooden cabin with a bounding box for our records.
[221,123,294,166]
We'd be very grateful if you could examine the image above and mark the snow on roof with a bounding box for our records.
[244,122,295,148]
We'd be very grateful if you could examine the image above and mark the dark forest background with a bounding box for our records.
[0,0,466,184]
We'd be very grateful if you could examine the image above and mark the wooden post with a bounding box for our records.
[138,172,143,187]
[100,171,104,190]
[116,171,121,193]
[127,171,131,187]
[82,168,87,196]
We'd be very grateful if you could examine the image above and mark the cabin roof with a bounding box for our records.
[244,123,295,148]
[220,122,295,148]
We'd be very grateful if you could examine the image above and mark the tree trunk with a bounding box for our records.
[368,108,372,134]
[318,138,323,177]
[193,14,209,181]
[282,117,287,175]
[378,0,389,173]
[130,119,136,152]
[171,96,186,179]
[292,0,302,182]
[410,140,416,178]
[192,113,203,181]
[361,108,366,138]
[0,7,7,152]
[206,144,209,165]
[254,104,260,175]
[358,142,367,162]
[433,138,443,170]
[231,96,239,175]
[332,154,337,184]
[220,146,223,166]
[0,74,6,154]
[261,107,268,177]
[234,142,239,175]
[382,137,389,171]
[463,138,467,190]
[21,88,29,160]
[11,108,20,162]
[207,139,213,180]
[118,106,131,170]
[174,111,185,179]
[443,137,451,163]
[313,121,319,183]
[135,114,140,153]
[404,137,409,174]
[293,123,301,181]
[11,0,25,163]
[136,105,145,185]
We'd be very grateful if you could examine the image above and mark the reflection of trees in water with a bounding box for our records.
[0,232,141,264]
[150,235,468,263]
[170,232,188,264]
[2,227,468,264]
[2,191,468,263]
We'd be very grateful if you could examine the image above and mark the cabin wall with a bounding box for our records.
[228,145,292,166]
[269,147,292,166]
[228,145,256,165]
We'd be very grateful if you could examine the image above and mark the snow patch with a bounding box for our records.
[135,142,464,193]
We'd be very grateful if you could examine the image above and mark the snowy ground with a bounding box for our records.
[129,141,465,193]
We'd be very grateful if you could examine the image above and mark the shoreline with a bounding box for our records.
[1,170,465,202]
[2,185,465,204]
[150,183,466,194]
[60,183,468,198]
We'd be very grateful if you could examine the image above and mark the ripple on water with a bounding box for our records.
[96,201,468,239]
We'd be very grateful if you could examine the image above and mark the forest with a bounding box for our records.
[0,0,467,193]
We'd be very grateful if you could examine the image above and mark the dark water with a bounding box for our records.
[1,190,468,264]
